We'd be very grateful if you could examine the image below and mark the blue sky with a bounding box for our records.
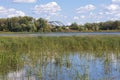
[0,0,120,25]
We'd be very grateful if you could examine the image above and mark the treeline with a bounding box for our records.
[69,21,120,31]
[0,16,51,32]
[0,16,120,32]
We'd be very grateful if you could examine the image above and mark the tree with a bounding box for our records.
[70,22,79,30]
[36,18,51,32]
[92,23,99,31]
[113,21,120,30]
[78,25,84,31]
[0,18,8,31]
[84,23,93,30]
[27,22,37,32]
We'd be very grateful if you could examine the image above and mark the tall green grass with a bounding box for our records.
[0,35,120,79]
[0,36,120,70]
[0,36,120,52]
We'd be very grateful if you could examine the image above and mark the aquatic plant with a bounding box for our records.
[0,35,120,80]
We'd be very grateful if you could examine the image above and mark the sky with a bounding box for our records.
[0,0,120,25]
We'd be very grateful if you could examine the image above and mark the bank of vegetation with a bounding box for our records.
[0,36,120,76]
[0,36,120,52]
[0,16,120,32]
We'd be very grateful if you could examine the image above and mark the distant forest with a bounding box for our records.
[0,16,120,32]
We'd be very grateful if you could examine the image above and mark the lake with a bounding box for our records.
[0,32,120,37]
[0,35,120,80]
[1,52,120,80]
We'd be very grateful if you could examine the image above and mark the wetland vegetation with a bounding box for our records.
[0,35,120,80]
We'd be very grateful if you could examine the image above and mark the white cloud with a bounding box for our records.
[73,15,85,21]
[80,15,85,19]
[67,22,72,26]
[13,0,36,3]
[115,13,120,17]
[0,6,7,14]
[8,10,25,17]
[104,4,120,16]
[98,12,104,15]
[33,2,61,15]
[33,2,62,20]
[74,3,120,23]
[112,0,120,3]
[106,4,119,11]
[97,4,120,21]
[76,4,95,13]
[73,16,79,20]
[0,6,25,18]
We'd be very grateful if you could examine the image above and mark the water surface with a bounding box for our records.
[0,32,120,37]
[1,52,120,80]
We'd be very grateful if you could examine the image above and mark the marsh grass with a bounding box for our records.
[0,35,120,79]
[0,36,120,70]
[0,35,120,53]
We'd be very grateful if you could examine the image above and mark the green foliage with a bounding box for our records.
[0,16,51,32]
[36,18,51,32]
[0,16,120,32]
[70,22,79,30]
[69,20,120,31]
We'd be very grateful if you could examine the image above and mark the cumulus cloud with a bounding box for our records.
[107,2,120,19]
[0,6,25,18]
[104,4,120,16]
[74,3,120,23]
[13,0,36,3]
[67,22,72,26]
[86,4,120,20]
[80,15,85,19]
[0,6,7,13]
[106,4,119,11]
[33,2,61,15]
[96,4,120,21]
[73,16,79,20]
[76,4,95,13]
[112,0,120,3]
[32,2,62,20]
[73,15,86,20]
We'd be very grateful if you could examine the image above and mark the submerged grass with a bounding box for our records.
[0,35,120,79]
[0,35,120,69]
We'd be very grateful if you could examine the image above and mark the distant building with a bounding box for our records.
[48,21,65,27]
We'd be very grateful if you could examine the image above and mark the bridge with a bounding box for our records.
[48,21,65,27]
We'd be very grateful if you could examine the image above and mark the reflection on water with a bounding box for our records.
[1,52,120,80]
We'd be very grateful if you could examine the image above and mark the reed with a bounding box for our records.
[0,35,120,52]
[0,35,120,79]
